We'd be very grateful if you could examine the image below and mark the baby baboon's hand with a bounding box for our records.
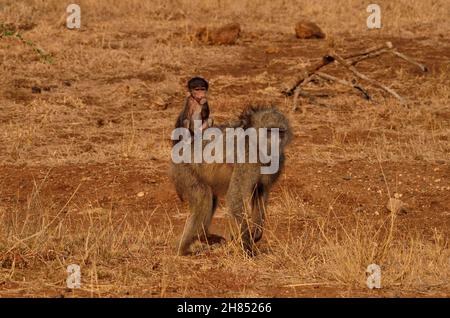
[199,97,208,105]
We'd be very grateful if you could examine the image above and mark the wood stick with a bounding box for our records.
[391,49,428,72]
[292,72,320,111]
[292,85,302,112]
[282,55,335,96]
[315,71,371,100]
[285,41,425,105]
[331,51,405,103]
[292,87,331,111]
[349,48,390,65]
[343,42,391,59]
[348,42,428,72]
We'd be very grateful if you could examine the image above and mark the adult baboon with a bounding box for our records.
[170,106,291,256]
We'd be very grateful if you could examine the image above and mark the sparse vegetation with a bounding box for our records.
[0,0,449,297]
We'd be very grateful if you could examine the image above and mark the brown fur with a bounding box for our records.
[170,106,292,255]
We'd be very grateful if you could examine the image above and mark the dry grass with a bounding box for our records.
[1,184,448,296]
[0,0,449,297]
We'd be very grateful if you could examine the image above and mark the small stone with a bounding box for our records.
[196,23,241,45]
[97,118,106,127]
[265,46,280,54]
[355,206,364,213]
[386,198,408,214]
[295,20,325,39]
[137,192,145,197]
[343,175,352,181]
[31,86,41,94]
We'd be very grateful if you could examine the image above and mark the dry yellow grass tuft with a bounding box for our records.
[0,0,449,297]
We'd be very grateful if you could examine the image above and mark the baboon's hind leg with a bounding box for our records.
[251,184,268,243]
[226,176,256,255]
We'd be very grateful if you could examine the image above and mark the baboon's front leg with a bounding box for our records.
[199,196,225,245]
[178,185,214,256]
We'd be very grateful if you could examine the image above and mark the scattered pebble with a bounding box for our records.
[386,198,408,214]
[31,86,41,94]
[137,192,145,197]
[295,20,325,39]
[195,23,241,45]
[265,46,280,54]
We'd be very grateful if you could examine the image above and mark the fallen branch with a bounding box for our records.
[315,71,371,100]
[282,55,335,96]
[286,41,427,110]
[331,51,405,103]
[292,86,334,112]
[292,86,305,112]
[349,48,390,65]
[347,42,428,72]
[391,49,428,72]
[344,42,391,60]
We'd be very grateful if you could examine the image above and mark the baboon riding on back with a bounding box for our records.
[170,100,291,256]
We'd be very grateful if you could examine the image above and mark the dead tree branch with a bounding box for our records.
[391,49,428,72]
[331,51,405,103]
[282,55,335,96]
[315,71,371,100]
[285,41,427,111]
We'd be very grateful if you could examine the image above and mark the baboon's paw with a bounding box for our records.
[200,233,226,246]
[177,249,193,256]
[252,229,263,243]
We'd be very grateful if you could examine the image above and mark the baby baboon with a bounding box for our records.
[170,106,291,256]
[175,77,213,133]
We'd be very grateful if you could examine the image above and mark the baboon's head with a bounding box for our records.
[239,106,292,150]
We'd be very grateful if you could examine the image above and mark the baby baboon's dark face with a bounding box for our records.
[191,87,207,103]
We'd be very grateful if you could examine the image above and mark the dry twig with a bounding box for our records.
[282,55,335,96]
[285,41,428,111]
[315,71,371,100]
[331,51,405,103]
